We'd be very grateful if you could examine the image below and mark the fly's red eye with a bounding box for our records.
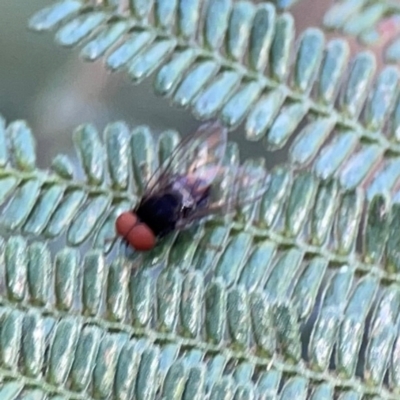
[115,212,138,238]
[126,223,156,251]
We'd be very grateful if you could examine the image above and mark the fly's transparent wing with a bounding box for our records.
[143,121,228,199]
[213,163,268,213]
[179,162,269,224]
[230,162,269,220]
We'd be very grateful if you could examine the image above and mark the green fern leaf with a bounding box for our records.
[0,229,399,398]
[2,114,400,276]
[0,236,304,399]
[28,0,400,190]
[323,0,400,63]
[2,114,400,397]
[3,1,400,399]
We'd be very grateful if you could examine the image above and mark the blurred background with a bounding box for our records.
[0,0,347,170]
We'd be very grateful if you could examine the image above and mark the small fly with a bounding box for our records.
[115,121,267,251]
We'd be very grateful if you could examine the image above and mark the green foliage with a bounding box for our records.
[323,0,400,63]
[1,114,400,398]
[1,0,400,398]
[2,114,399,269]
[28,0,400,194]
[0,231,398,399]
[0,236,302,399]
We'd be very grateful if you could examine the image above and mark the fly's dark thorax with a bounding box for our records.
[135,191,183,238]
[136,177,212,239]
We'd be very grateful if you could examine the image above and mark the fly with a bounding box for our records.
[115,121,267,251]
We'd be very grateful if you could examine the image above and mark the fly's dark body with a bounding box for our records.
[135,179,211,238]
[135,191,182,238]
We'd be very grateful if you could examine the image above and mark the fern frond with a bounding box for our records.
[0,237,300,399]
[0,116,142,251]
[3,116,400,396]
[6,1,400,398]
[1,115,399,277]
[324,0,400,63]
[0,236,399,398]
[29,0,400,183]
[2,117,400,397]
